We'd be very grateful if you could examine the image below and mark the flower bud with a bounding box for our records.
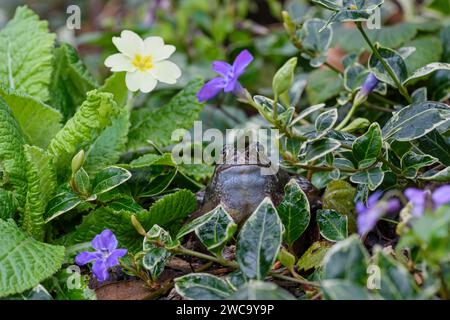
[273,57,298,97]
[353,73,379,107]
[71,150,85,174]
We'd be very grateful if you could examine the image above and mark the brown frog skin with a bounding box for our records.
[191,143,321,254]
[199,143,320,223]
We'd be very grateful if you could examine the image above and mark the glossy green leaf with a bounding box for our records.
[299,138,341,164]
[317,209,348,242]
[323,235,369,286]
[369,47,408,88]
[92,166,132,195]
[273,57,297,96]
[72,167,91,195]
[315,109,338,136]
[350,166,384,191]
[400,151,437,179]
[403,62,450,86]
[277,179,311,246]
[45,188,82,223]
[352,123,382,165]
[382,101,450,141]
[236,198,282,280]
[297,18,332,67]
[175,273,235,300]
[142,247,171,281]
[413,130,450,166]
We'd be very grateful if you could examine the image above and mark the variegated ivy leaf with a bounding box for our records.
[228,280,296,300]
[175,273,235,300]
[277,179,311,246]
[45,188,83,223]
[350,165,384,190]
[369,47,408,88]
[403,63,450,86]
[382,101,450,141]
[92,166,132,196]
[419,167,450,182]
[317,209,348,242]
[177,205,237,255]
[315,109,338,138]
[298,138,341,164]
[297,19,333,67]
[253,95,293,126]
[290,103,325,127]
[352,123,382,168]
[236,198,282,280]
[142,246,171,281]
[400,151,437,179]
[411,87,428,103]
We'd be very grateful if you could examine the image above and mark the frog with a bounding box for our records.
[196,142,321,226]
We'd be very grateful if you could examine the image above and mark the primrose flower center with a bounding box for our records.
[132,54,154,72]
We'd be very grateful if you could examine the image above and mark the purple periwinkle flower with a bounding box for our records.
[356,192,400,235]
[360,73,379,96]
[354,72,379,107]
[196,49,253,102]
[404,185,450,217]
[75,229,127,282]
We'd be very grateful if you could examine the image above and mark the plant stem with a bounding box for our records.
[171,246,240,269]
[270,272,320,288]
[335,102,359,130]
[356,22,412,104]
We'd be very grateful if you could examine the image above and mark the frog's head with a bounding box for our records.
[217,142,271,172]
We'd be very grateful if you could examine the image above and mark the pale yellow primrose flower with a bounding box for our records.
[104,30,181,93]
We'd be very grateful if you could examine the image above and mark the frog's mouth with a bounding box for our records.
[219,143,272,168]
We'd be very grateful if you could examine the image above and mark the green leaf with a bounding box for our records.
[46,268,96,300]
[48,43,97,120]
[403,62,450,86]
[291,103,325,126]
[0,86,62,149]
[317,209,348,242]
[323,235,369,286]
[382,101,450,141]
[322,180,357,233]
[298,19,333,68]
[128,78,204,149]
[374,249,418,300]
[236,198,282,280]
[306,69,343,105]
[0,219,64,298]
[404,37,443,76]
[92,166,131,196]
[0,95,27,206]
[99,72,128,107]
[369,47,408,88]
[277,247,296,272]
[0,189,18,220]
[344,63,369,92]
[315,109,338,137]
[0,6,55,101]
[47,90,121,177]
[277,179,311,246]
[321,279,373,300]
[298,138,341,164]
[59,190,196,251]
[400,151,437,179]
[228,280,296,300]
[45,188,82,223]
[22,145,57,240]
[84,108,130,176]
[419,167,450,182]
[413,130,450,166]
[352,123,382,165]
[350,166,384,191]
[142,247,171,281]
[297,241,331,271]
[196,207,237,255]
[72,167,91,195]
[273,57,297,96]
[175,273,235,300]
